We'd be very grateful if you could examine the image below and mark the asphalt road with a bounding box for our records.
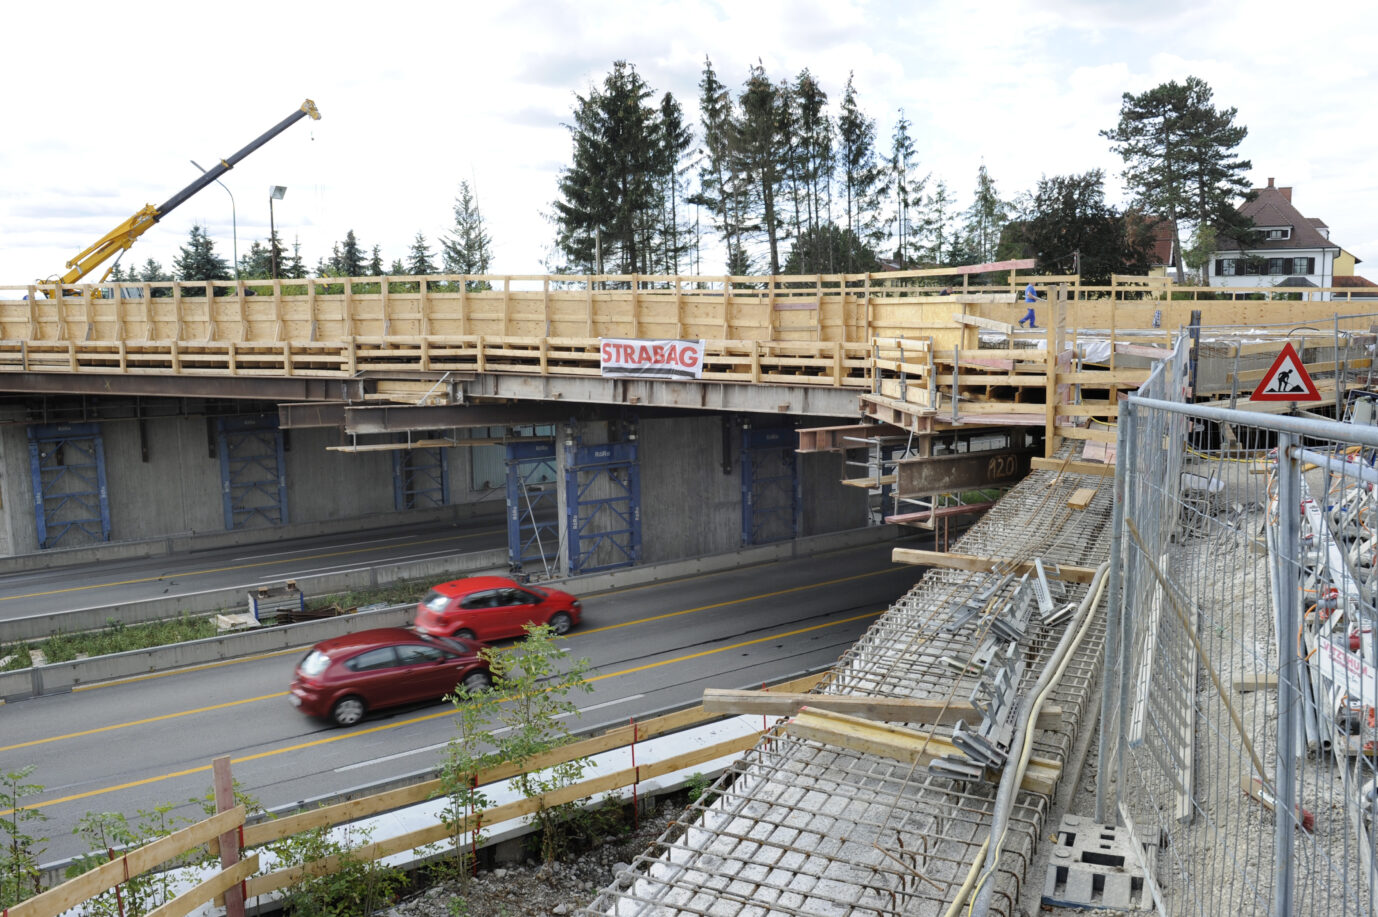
[0,540,922,864]
[0,519,508,621]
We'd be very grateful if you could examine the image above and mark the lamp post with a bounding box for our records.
[191,159,238,280]
[269,185,287,279]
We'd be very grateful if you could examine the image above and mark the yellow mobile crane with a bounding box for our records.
[49,98,321,289]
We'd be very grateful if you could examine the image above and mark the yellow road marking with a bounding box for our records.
[0,694,290,752]
[12,609,881,813]
[0,529,501,603]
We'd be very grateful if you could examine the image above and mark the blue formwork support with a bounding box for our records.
[393,446,450,510]
[506,440,559,573]
[216,415,288,530]
[740,425,799,546]
[26,422,111,549]
[564,440,641,575]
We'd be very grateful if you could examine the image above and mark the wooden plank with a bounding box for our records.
[892,547,1099,583]
[150,855,258,917]
[702,689,1062,731]
[6,806,245,917]
[952,313,1013,334]
[1232,672,1279,692]
[1030,457,1115,476]
[784,707,1060,795]
[1067,487,1096,510]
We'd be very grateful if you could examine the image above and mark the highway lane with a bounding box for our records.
[0,540,923,863]
[0,518,507,621]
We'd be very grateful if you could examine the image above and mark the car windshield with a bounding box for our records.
[421,590,450,611]
[299,650,331,677]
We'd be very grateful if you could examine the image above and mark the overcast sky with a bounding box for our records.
[3,0,1375,291]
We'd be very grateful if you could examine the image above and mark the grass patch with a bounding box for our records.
[35,614,220,664]
[1,641,32,671]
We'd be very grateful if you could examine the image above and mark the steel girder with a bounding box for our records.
[26,422,111,549]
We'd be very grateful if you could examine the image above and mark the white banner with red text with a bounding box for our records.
[599,338,705,381]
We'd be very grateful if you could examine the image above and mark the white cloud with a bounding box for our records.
[3,0,1377,287]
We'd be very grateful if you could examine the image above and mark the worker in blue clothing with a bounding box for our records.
[1018,281,1038,328]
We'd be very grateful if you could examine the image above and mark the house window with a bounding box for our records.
[1265,228,1291,240]
[1217,258,1237,276]
[1267,258,1288,275]
[1292,257,1315,275]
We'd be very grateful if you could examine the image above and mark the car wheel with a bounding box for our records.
[462,671,492,693]
[454,629,476,642]
[331,696,366,727]
[548,612,573,635]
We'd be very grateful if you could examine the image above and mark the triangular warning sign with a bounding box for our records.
[1250,342,1322,402]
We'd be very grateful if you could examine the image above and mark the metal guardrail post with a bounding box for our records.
[1110,397,1140,825]
[1096,399,1132,824]
[1272,432,1301,917]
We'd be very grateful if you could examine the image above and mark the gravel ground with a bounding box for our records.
[376,802,682,917]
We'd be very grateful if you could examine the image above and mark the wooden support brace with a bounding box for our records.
[1067,487,1096,510]
[892,547,1099,583]
[703,689,1062,731]
[784,707,1061,796]
[1030,457,1115,476]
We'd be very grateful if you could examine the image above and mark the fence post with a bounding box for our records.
[1272,432,1302,917]
[1096,398,1132,824]
[213,755,246,917]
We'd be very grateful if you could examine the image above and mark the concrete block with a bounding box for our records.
[1042,814,1156,911]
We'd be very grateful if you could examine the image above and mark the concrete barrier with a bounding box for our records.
[0,524,901,702]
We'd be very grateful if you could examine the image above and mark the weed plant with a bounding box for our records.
[36,614,219,664]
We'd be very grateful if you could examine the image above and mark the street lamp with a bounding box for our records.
[269,185,287,279]
[191,159,238,280]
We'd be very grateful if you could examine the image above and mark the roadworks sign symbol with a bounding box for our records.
[1250,342,1321,402]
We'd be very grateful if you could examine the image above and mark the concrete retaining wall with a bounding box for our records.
[0,524,897,702]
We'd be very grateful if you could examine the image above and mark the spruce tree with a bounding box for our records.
[960,164,1009,266]
[172,225,231,283]
[735,63,787,275]
[887,110,926,267]
[656,94,694,274]
[836,74,887,271]
[408,233,436,276]
[442,181,494,287]
[368,245,385,277]
[693,56,746,272]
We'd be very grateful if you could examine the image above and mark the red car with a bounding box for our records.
[288,627,492,726]
[414,575,581,642]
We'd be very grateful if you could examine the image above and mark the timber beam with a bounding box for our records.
[343,402,579,434]
[0,371,361,402]
[892,547,1100,583]
[703,688,1062,730]
[784,706,1061,795]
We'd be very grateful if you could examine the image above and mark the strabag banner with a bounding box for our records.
[599,338,705,381]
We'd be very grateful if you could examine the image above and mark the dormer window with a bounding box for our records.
[1264,228,1291,240]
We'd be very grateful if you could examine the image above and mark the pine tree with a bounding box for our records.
[887,110,926,267]
[792,69,833,271]
[960,164,1009,266]
[368,245,384,277]
[735,63,787,275]
[693,56,747,272]
[283,239,306,280]
[656,94,695,274]
[553,61,662,275]
[1010,170,1153,284]
[173,225,231,283]
[333,230,366,277]
[919,180,958,266]
[836,74,887,271]
[442,181,494,288]
[238,240,272,279]
[407,233,436,275]
[1101,75,1252,281]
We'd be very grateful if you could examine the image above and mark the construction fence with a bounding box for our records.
[1098,334,1378,914]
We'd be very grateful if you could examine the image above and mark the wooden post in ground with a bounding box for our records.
[213,755,246,917]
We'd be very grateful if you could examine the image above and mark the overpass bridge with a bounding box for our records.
[0,268,1367,585]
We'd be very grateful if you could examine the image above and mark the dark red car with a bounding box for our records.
[288,627,492,726]
[414,575,581,642]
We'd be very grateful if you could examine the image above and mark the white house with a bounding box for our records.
[1210,178,1341,299]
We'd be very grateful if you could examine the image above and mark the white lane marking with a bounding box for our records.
[331,696,645,772]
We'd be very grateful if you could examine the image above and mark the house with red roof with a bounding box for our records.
[1209,178,1346,299]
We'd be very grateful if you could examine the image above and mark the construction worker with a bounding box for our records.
[1018,281,1038,329]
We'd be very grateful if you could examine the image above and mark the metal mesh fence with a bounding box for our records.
[1101,337,1378,915]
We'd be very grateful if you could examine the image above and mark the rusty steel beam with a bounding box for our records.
[343,402,578,434]
[896,448,1036,497]
[0,372,361,402]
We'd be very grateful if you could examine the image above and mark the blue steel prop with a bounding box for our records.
[216,415,288,530]
[564,440,641,575]
[506,440,559,573]
[26,422,111,549]
[740,425,799,546]
[393,446,449,510]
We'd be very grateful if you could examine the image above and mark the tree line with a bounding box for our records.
[110,65,1252,289]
